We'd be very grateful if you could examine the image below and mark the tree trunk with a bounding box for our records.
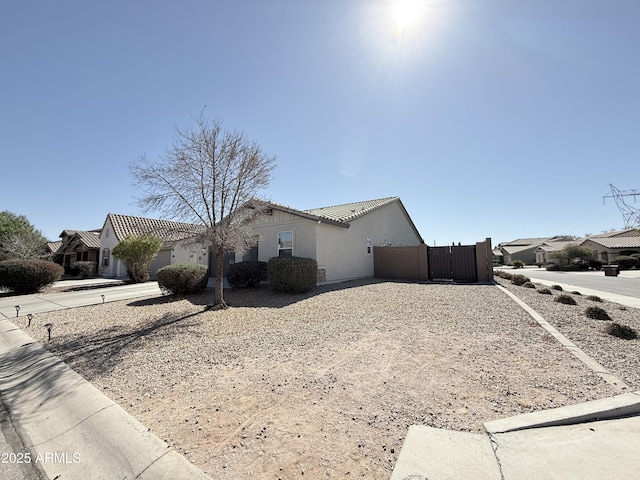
[213,246,227,308]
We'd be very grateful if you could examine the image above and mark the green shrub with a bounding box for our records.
[156,264,209,295]
[555,294,577,305]
[589,259,605,271]
[538,288,552,295]
[227,261,267,288]
[612,256,640,270]
[74,261,97,278]
[604,322,637,340]
[511,274,530,286]
[511,260,525,269]
[112,234,163,283]
[545,264,560,271]
[0,259,63,293]
[522,282,536,288]
[585,306,611,320]
[536,262,544,268]
[586,295,603,303]
[267,256,317,294]
[551,284,563,291]
[572,291,582,295]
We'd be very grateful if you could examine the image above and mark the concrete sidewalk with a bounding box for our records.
[0,317,212,480]
[391,391,640,480]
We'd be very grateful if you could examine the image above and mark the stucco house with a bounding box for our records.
[579,229,640,263]
[495,236,574,265]
[241,196,424,283]
[99,213,208,278]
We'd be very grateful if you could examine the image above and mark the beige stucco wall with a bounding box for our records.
[250,209,318,262]
[98,218,125,277]
[246,201,422,283]
[316,201,422,282]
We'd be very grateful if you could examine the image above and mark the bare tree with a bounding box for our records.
[131,114,276,308]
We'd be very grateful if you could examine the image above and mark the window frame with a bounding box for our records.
[277,231,293,258]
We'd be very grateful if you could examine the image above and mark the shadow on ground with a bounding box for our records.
[44,311,202,379]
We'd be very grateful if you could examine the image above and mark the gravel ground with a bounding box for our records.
[495,276,640,390]
[17,280,620,479]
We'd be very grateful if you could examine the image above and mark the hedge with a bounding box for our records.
[0,259,64,293]
[267,256,317,294]
[156,264,209,295]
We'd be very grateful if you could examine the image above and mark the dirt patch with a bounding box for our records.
[24,280,617,479]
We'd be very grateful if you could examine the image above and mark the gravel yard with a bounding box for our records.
[20,279,622,479]
[495,276,640,390]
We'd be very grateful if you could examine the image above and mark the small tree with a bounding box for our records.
[551,243,593,264]
[0,211,48,261]
[111,234,163,283]
[131,113,276,308]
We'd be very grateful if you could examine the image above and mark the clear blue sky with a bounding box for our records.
[2,1,638,246]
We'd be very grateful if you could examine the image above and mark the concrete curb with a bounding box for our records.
[485,390,640,434]
[0,318,211,480]
[496,284,630,392]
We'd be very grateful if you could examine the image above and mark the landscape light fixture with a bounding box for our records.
[15,305,20,317]
[44,323,53,341]
[101,294,105,304]
[27,313,33,327]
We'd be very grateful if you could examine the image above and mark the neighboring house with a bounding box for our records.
[579,229,640,264]
[242,197,424,283]
[99,213,208,278]
[534,240,584,265]
[56,229,102,273]
[45,241,63,264]
[495,236,574,265]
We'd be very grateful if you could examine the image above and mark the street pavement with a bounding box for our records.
[523,268,640,298]
[0,281,162,319]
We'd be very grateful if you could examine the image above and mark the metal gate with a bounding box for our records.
[428,245,478,282]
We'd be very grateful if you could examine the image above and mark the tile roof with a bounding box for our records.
[582,237,640,249]
[106,214,204,242]
[74,230,101,249]
[588,228,640,238]
[46,241,62,254]
[304,197,400,224]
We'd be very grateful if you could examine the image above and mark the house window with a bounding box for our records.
[277,231,293,257]
[102,248,110,267]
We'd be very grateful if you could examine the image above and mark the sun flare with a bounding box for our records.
[392,0,426,34]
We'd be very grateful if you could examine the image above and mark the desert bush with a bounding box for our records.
[551,284,563,291]
[545,264,560,271]
[603,322,637,340]
[585,306,611,320]
[499,271,514,280]
[156,264,208,295]
[586,295,603,303]
[511,260,525,269]
[268,256,317,294]
[74,261,96,278]
[555,294,577,305]
[538,288,552,295]
[589,259,605,271]
[522,282,536,288]
[511,274,530,286]
[611,256,640,270]
[572,291,582,295]
[0,259,63,293]
[227,261,267,288]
